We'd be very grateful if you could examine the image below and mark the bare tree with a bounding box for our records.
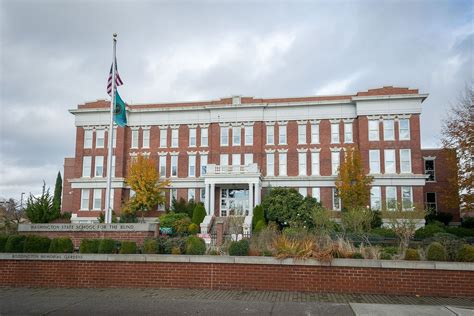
[0,198,25,234]
[441,84,474,214]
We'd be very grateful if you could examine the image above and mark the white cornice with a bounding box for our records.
[297,148,308,153]
[265,149,276,153]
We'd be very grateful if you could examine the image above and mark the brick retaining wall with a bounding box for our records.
[1,254,473,297]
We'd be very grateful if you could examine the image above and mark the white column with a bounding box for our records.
[255,182,261,206]
[248,183,254,215]
[210,183,215,216]
[204,183,210,215]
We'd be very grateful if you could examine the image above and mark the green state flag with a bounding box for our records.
[114,92,127,127]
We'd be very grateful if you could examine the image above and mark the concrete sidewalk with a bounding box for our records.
[0,288,473,315]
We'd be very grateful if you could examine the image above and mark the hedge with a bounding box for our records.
[23,235,51,253]
[5,235,26,253]
[119,241,137,254]
[98,239,116,254]
[48,237,73,253]
[79,239,100,254]
[185,236,206,255]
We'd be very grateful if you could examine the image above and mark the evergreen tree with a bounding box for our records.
[25,182,59,223]
[52,172,62,215]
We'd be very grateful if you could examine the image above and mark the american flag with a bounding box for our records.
[107,59,123,96]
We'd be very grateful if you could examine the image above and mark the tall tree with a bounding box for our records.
[0,198,25,234]
[124,155,169,221]
[441,85,473,214]
[25,182,59,223]
[335,147,374,210]
[52,171,62,214]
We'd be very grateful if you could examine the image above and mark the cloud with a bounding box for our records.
[314,70,368,96]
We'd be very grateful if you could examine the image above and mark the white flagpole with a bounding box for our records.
[104,33,117,224]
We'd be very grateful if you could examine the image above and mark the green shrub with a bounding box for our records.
[23,235,51,253]
[371,227,397,238]
[98,239,117,254]
[282,227,308,240]
[157,236,186,254]
[426,242,447,261]
[228,239,250,256]
[185,236,206,255]
[252,205,265,230]
[431,233,464,261]
[48,237,73,253]
[382,246,399,256]
[119,241,137,254]
[461,217,474,229]
[414,224,445,239]
[380,252,392,260]
[5,235,27,253]
[404,248,420,261]
[371,210,383,228]
[171,247,181,255]
[191,204,206,225]
[457,244,474,262]
[426,212,453,226]
[352,252,364,259]
[262,187,305,227]
[159,212,191,235]
[143,239,158,254]
[79,239,100,253]
[445,227,474,237]
[174,217,192,235]
[188,223,200,235]
[254,220,266,233]
[0,235,10,252]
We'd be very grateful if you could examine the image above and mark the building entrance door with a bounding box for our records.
[220,188,249,217]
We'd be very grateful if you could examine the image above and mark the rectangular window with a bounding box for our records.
[299,188,307,197]
[80,189,89,210]
[266,125,274,145]
[331,151,340,175]
[109,189,114,209]
[424,159,435,181]
[368,120,379,141]
[171,155,178,177]
[200,188,206,201]
[344,123,353,143]
[201,128,208,147]
[188,155,196,177]
[279,125,287,145]
[110,156,116,177]
[333,188,341,211]
[279,153,287,176]
[400,149,412,173]
[171,129,179,148]
[142,129,150,148]
[383,119,395,141]
[220,154,228,166]
[232,127,241,146]
[189,128,196,147]
[159,155,166,177]
[426,192,437,212]
[298,152,307,176]
[232,154,241,166]
[95,156,104,177]
[370,186,381,210]
[311,124,319,144]
[399,119,410,140]
[298,124,306,144]
[160,129,167,148]
[96,129,105,148]
[171,188,177,201]
[311,152,320,176]
[331,123,339,143]
[84,130,93,149]
[312,188,320,202]
[220,127,229,146]
[131,130,139,149]
[369,150,380,174]
[244,153,253,165]
[200,155,208,175]
[402,187,413,210]
[188,188,195,201]
[82,156,92,177]
[386,186,397,210]
[384,149,396,174]
[244,126,253,145]
[266,153,274,176]
[93,189,102,210]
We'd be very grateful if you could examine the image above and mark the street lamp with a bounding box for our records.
[20,192,25,211]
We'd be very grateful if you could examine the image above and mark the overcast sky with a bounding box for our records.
[0,0,472,201]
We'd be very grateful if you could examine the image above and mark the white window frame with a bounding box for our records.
[333,188,341,211]
[232,126,241,146]
[368,120,380,141]
[131,129,139,149]
[189,128,197,147]
[188,155,196,177]
[171,188,177,201]
[386,186,397,210]
[424,158,436,182]
[331,123,340,144]
[112,127,117,148]
[142,129,150,149]
[200,155,208,176]
[311,123,319,144]
[171,129,179,148]
[188,188,195,201]
[232,154,241,166]
[383,119,395,141]
[299,188,307,197]
[369,150,380,174]
[279,125,287,145]
[244,126,253,145]
[220,127,229,146]
[312,188,320,202]
[279,152,287,176]
[298,124,306,144]
[160,129,168,148]
[266,153,274,176]
[400,149,412,173]
[82,156,92,178]
[80,189,90,210]
[331,151,340,175]
[96,129,105,149]
[402,186,413,210]
[94,156,104,177]
[159,155,167,178]
[220,154,229,166]
[311,152,320,176]
[110,155,116,177]
[399,119,410,140]
[344,122,353,143]
[171,155,178,177]
[244,153,253,165]
[93,189,102,211]
[298,152,307,176]
[84,130,93,149]
[200,128,208,147]
[384,149,396,174]
[266,125,274,145]
[370,186,381,211]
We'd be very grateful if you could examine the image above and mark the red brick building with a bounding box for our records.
[61,86,459,226]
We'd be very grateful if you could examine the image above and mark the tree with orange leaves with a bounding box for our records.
[335,147,374,210]
[124,155,169,221]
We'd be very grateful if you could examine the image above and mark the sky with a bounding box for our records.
[0,0,472,201]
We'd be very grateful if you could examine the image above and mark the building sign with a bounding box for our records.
[18,223,157,232]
